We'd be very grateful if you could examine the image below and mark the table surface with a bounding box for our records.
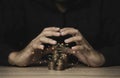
[0,65,120,78]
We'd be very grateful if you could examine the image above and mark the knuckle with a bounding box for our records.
[31,39,35,43]
[39,37,44,42]
[31,39,38,45]
[47,39,51,43]
[41,31,47,36]
[32,44,37,48]
[80,46,84,50]
[73,37,76,40]
[44,27,49,30]
[78,36,83,40]
[80,36,83,40]
[75,29,79,33]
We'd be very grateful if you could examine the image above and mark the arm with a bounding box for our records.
[60,28,105,67]
[60,0,120,67]
[0,1,61,66]
[60,24,120,67]
[8,27,60,66]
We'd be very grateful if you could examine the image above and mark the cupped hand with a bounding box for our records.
[8,27,61,66]
[60,27,105,67]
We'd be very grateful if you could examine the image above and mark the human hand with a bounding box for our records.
[60,27,105,67]
[8,27,61,66]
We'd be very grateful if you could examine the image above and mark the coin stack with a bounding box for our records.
[48,43,68,71]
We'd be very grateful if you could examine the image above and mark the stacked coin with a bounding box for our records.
[48,43,68,71]
[55,59,64,70]
[48,61,55,70]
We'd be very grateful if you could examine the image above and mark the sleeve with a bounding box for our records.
[100,0,120,66]
[0,0,26,65]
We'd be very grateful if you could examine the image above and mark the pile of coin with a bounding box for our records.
[48,43,68,71]
[31,43,70,70]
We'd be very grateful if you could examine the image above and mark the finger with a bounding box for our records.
[72,45,91,55]
[62,48,73,54]
[70,48,89,65]
[72,45,84,51]
[65,36,82,43]
[39,37,57,45]
[40,31,60,37]
[60,28,79,36]
[60,27,75,32]
[32,44,44,50]
[43,27,60,31]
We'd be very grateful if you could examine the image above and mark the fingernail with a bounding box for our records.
[41,45,44,50]
[65,39,69,43]
[56,28,60,30]
[52,41,57,44]
[61,32,64,36]
[57,33,60,36]
[72,47,75,50]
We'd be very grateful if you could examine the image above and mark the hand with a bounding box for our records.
[60,27,105,67]
[8,27,60,66]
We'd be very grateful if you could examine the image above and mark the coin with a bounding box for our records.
[48,61,55,70]
[55,59,64,70]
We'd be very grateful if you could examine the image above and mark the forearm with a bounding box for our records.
[79,37,105,67]
[8,49,35,66]
[75,50,105,67]
[8,49,46,66]
[85,51,105,67]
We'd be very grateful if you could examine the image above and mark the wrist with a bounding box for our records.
[8,52,18,65]
[73,50,105,67]
[8,50,34,66]
[87,51,105,67]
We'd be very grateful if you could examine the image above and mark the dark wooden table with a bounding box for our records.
[0,65,120,78]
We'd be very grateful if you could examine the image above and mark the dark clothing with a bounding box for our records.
[0,0,120,66]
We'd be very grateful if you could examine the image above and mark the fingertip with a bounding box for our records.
[72,46,76,50]
[65,39,69,43]
[61,32,65,36]
[52,41,57,44]
[40,45,44,50]
[60,28,64,32]
[56,27,60,30]
[54,27,60,31]
[72,46,79,51]
[56,33,61,36]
